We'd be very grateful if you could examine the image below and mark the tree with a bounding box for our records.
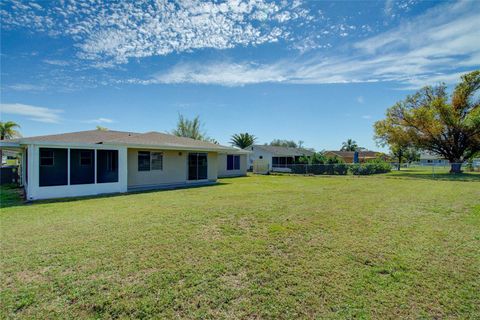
[230,133,256,149]
[340,139,358,151]
[390,145,419,170]
[0,121,21,162]
[96,125,108,131]
[374,70,480,173]
[172,114,217,142]
[0,121,21,140]
[269,139,298,148]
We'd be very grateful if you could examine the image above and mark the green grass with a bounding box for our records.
[386,166,480,182]
[1,173,479,319]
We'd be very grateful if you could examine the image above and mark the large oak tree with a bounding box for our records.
[374,70,480,173]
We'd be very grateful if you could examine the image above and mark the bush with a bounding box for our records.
[334,163,348,175]
[350,162,391,175]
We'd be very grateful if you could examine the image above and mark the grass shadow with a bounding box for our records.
[0,185,25,209]
[19,181,231,207]
[386,169,480,182]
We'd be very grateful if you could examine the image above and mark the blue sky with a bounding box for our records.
[1,0,479,151]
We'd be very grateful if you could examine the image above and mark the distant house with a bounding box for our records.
[324,150,382,163]
[419,152,450,166]
[0,130,249,200]
[245,145,314,170]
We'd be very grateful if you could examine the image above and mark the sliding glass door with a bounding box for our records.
[188,153,208,180]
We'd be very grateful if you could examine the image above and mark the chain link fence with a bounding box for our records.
[261,162,479,177]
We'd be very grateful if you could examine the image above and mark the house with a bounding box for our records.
[245,145,314,170]
[323,150,382,163]
[419,152,450,166]
[0,130,248,200]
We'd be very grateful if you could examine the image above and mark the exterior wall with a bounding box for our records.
[25,144,127,201]
[127,149,217,188]
[217,153,247,178]
[247,147,273,170]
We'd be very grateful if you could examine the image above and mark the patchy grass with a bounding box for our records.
[0,185,23,208]
[387,166,480,182]
[1,174,479,319]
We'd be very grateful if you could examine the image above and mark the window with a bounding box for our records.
[188,153,208,180]
[138,151,150,171]
[151,152,163,170]
[227,155,240,170]
[40,150,54,166]
[80,151,93,166]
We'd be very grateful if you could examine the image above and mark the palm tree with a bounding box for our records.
[0,121,21,140]
[172,115,205,140]
[341,139,358,151]
[230,133,256,149]
[0,121,21,163]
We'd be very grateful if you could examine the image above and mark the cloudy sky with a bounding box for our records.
[1,0,479,150]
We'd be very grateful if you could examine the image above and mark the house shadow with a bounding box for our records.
[2,181,231,208]
[387,169,480,182]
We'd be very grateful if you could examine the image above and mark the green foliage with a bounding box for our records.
[172,114,216,143]
[350,162,391,175]
[374,70,480,173]
[341,139,359,151]
[0,121,21,140]
[269,139,298,148]
[230,133,256,149]
[96,125,108,131]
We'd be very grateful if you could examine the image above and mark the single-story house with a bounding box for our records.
[0,130,248,200]
[245,145,315,170]
[323,150,382,163]
[419,152,450,166]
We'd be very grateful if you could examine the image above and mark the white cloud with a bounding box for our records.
[1,0,311,66]
[361,115,372,119]
[0,103,63,123]
[357,96,364,104]
[85,118,114,124]
[8,83,46,91]
[130,1,480,89]
[43,59,69,66]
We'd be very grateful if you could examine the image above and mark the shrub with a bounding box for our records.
[350,162,391,175]
[334,163,348,175]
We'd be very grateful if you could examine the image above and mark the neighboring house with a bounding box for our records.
[0,130,248,200]
[245,145,314,170]
[419,152,450,166]
[324,150,382,163]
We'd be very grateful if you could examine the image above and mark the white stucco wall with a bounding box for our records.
[247,147,273,170]
[25,144,128,201]
[217,153,247,178]
[127,149,218,188]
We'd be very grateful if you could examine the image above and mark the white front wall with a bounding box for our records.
[25,144,128,200]
[217,154,247,178]
[127,149,218,188]
[247,147,273,170]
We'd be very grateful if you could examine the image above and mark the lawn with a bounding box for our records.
[1,173,479,319]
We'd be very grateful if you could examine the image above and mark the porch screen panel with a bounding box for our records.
[97,150,118,183]
[70,149,95,185]
[39,148,68,186]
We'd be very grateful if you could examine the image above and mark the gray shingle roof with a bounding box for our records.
[3,130,243,152]
[251,145,315,156]
[6,130,136,144]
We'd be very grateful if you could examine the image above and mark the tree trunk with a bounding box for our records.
[450,161,463,174]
